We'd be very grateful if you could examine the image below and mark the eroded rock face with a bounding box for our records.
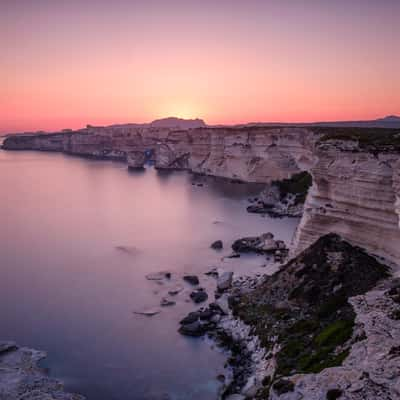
[3,126,400,266]
[156,127,315,182]
[0,342,85,399]
[293,141,400,265]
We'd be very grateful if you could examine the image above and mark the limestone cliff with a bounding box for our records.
[156,127,315,182]
[3,125,400,266]
[293,139,400,265]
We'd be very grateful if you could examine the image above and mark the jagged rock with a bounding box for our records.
[199,308,214,321]
[0,342,85,399]
[211,240,223,250]
[293,141,400,265]
[183,275,199,285]
[204,267,219,277]
[168,286,183,296]
[178,321,206,337]
[217,271,234,291]
[215,295,230,315]
[179,312,200,325]
[190,288,208,303]
[160,298,175,307]
[231,233,287,258]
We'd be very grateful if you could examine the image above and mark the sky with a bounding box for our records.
[1,0,399,133]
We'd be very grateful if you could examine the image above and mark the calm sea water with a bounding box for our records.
[0,149,299,400]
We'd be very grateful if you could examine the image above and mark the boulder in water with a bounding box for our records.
[183,275,199,285]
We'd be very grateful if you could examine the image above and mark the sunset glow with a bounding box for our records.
[1,0,399,133]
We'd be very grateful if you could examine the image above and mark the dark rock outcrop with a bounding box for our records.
[190,288,208,303]
[183,275,199,285]
[211,240,223,250]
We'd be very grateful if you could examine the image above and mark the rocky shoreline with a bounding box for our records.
[178,234,400,400]
[0,341,84,400]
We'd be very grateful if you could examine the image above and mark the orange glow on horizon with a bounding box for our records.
[1,1,399,134]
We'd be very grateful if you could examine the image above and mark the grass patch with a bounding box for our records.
[315,319,353,348]
[315,127,400,151]
[275,317,354,376]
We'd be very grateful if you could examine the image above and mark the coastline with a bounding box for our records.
[0,341,85,400]
[188,234,399,400]
[1,136,399,399]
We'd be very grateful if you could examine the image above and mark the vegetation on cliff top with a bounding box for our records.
[230,233,390,398]
[315,127,400,152]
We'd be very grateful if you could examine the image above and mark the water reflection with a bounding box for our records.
[0,150,299,400]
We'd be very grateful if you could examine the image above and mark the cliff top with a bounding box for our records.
[315,127,400,152]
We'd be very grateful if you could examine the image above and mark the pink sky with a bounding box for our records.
[1,0,399,133]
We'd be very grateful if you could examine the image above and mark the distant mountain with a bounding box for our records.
[375,115,400,123]
[150,117,206,129]
[3,115,399,137]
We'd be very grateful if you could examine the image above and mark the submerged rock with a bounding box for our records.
[204,267,219,278]
[227,253,241,259]
[178,321,206,337]
[211,240,223,250]
[183,275,199,285]
[146,271,171,281]
[133,308,160,316]
[115,245,140,255]
[168,286,184,296]
[160,298,175,307]
[180,312,200,325]
[190,288,208,303]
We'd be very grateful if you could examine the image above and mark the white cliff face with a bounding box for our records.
[3,126,400,266]
[293,141,400,266]
[394,159,400,230]
[157,127,315,182]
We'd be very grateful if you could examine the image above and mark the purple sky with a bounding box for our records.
[1,0,399,132]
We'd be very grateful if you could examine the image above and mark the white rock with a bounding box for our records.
[217,271,234,291]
